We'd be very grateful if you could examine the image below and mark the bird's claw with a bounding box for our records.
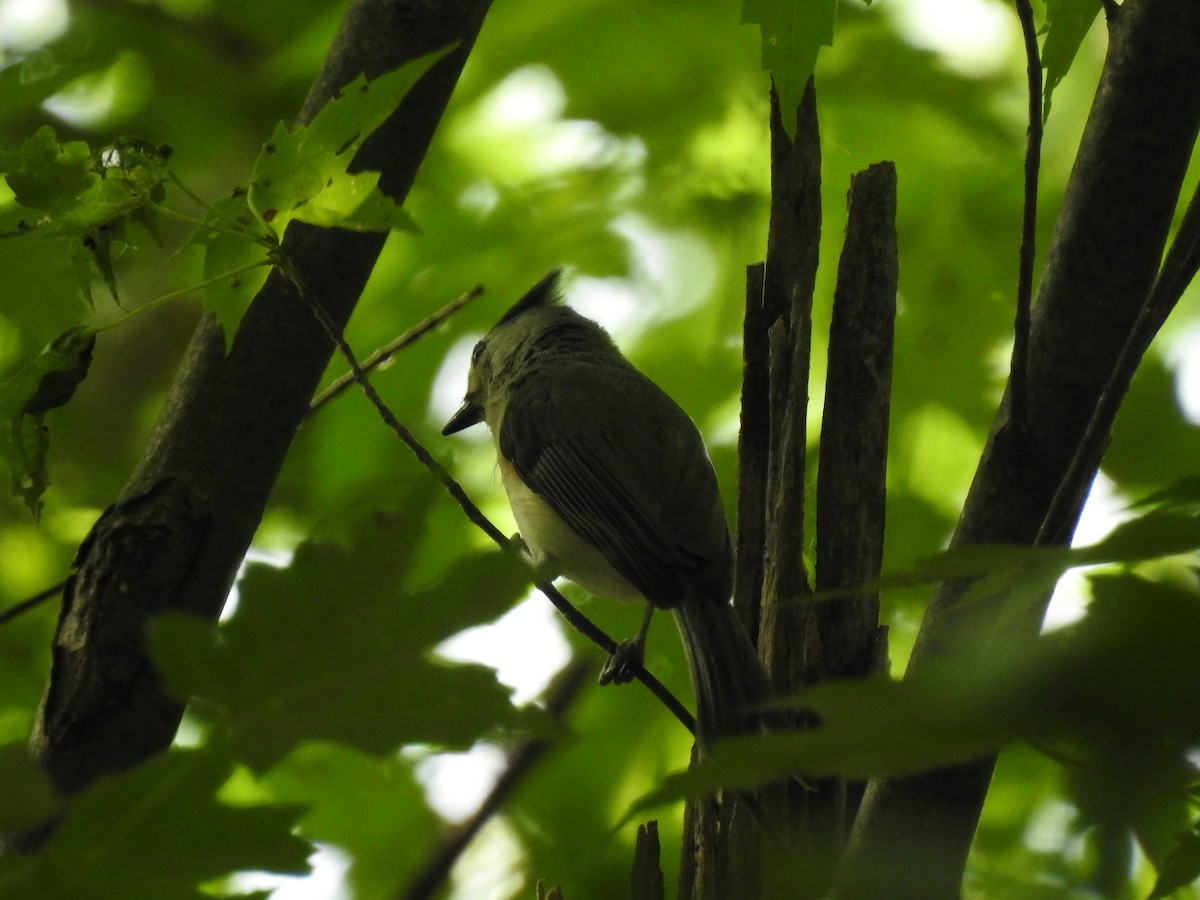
[599,638,644,686]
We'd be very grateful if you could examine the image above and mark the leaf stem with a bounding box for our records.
[93,261,273,333]
[307,285,483,417]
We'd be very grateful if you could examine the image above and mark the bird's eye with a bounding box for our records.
[470,340,486,364]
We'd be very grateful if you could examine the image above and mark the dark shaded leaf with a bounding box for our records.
[1150,826,1200,899]
[0,327,96,517]
[0,741,61,834]
[0,748,310,900]
[262,742,440,897]
[149,509,535,770]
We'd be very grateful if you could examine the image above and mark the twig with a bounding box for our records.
[1008,0,1043,429]
[0,579,65,625]
[1038,180,1200,545]
[283,261,697,736]
[308,285,483,415]
[400,659,590,900]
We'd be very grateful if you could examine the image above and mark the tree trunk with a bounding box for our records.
[30,0,493,798]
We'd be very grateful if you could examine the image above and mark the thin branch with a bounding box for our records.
[308,285,482,416]
[0,580,65,625]
[1038,179,1200,545]
[400,659,590,900]
[1008,0,1043,428]
[283,262,697,736]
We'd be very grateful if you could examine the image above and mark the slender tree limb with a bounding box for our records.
[308,285,483,415]
[839,0,1200,895]
[400,659,590,900]
[31,0,495,797]
[1008,0,1043,428]
[0,580,65,626]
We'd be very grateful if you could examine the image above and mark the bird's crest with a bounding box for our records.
[496,268,563,327]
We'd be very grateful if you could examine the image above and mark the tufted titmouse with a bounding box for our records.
[443,270,771,746]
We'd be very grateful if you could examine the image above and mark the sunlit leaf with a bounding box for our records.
[248,47,454,233]
[0,129,173,304]
[741,0,836,134]
[190,190,275,342]
[1042,0,1103,120]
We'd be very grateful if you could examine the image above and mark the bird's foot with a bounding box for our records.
[599,638,644,686]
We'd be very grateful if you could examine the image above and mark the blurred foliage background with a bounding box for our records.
[1,0,1199,897]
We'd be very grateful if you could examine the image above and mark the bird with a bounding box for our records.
[443,269,772,748]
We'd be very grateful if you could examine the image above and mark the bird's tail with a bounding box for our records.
[672,598,774,748]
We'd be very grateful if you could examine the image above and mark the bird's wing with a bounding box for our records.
[499,364,728,608]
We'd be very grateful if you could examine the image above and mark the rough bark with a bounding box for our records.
[815,163,895,683]
[680,79,822,900]
[30,0,493,797]
[791,161,897,891]
[838,0,1200,895]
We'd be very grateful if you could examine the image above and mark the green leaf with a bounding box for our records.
[1075,512,1200,565]
[627,661,1022,820]
[1132,474,1200,511]
[248,46,454,233]
[0,748,310,900]
[1042,0,1103,120]
[191,190,275,342]
[288,170,419,232]
[0,126,94,221]
[1150,826,1200,899]
[0,130,173,304]
[0,741,61,834]
[262,742,440,897]
[0,130,170,234]
[633,573,1200,830]
[148,508,534,771]
[0,327,97,518]
[741,0,836,134]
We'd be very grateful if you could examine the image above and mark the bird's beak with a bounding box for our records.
[442,397,483,435]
